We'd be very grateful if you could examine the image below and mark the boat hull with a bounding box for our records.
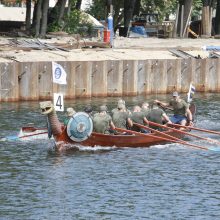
[54,127,185,148]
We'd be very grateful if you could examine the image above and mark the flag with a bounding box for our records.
[187,83,195,103]
[52,62,67,85]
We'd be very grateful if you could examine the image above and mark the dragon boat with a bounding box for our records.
[40,101,196,151]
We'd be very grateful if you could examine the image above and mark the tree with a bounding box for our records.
[40,0,49,37]
[25,0,32,33]
[124,0,136,35]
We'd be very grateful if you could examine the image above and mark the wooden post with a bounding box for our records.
[173,4,179,38]
[202,6,212,37]
[183,6,192,38]
[180,5,184,38]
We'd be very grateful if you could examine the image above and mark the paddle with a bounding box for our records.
[148,121,220,145]
[170,123,220,136]
[115,126,209,151]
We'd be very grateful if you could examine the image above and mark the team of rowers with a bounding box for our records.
[65,91,193,134]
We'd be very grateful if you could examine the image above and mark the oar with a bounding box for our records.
[170,123,220,136]
[115,126,209,151]
[148,121,220,145]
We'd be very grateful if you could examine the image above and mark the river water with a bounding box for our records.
[1,93,220,220]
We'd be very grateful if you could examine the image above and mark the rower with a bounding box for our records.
[154,91,193,127]
[112,103,133,131]
[141,102,150,118]
[92,105,115,134]
[131,105,149,133]
[64,107,76,125]
[147,104,172,130]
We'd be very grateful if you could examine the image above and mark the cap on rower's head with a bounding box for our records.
[172,91,179,97]
[118,99,125,105]
[84,105,93,113]
[66,107,76,117]
[118,103,125,110]
[100,105,107,112]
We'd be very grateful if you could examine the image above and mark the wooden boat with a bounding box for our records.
[40,101,196,151]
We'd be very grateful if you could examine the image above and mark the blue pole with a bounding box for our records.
[107,13,114,46]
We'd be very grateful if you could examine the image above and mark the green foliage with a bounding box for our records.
[64,9,82,33]
[192,0,203,19]
[64,10,94,36]
[86,0,106,20]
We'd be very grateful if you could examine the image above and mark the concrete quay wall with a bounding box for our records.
[0,58,220,102]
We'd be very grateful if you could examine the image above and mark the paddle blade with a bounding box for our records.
[208,147,220,152]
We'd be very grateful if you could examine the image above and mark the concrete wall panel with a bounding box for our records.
[38,62,53,100]
[123,60,138,96]
[149,59,167,94]
[91,61,107,97]
[166,59,181,93]
[180,59,193,92]
[107,60,123,96]
[18,62,39,100]
[0,62,19,101]
[75,61,92,98]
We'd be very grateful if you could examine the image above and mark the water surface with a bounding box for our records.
[1,93,220,220]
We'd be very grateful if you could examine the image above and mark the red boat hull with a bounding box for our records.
[54,126,185,149]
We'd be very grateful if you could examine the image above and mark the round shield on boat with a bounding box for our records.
[66,112,93,142]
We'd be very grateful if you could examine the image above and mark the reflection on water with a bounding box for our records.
[1,93,220,219]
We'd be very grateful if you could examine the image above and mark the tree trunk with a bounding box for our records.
[133,0,140,16]
[48,0,67,27]
[40,0,49,37]
[124,0,136,36]
[75,0,82,9]
[215,0,220,35]
[25,0,32,34]
[177,0,193,37]
[34,0,43,37]
[57,0,67,26]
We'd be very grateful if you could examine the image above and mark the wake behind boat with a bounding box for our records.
[1,126,49,141]
[39,101,196,151]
